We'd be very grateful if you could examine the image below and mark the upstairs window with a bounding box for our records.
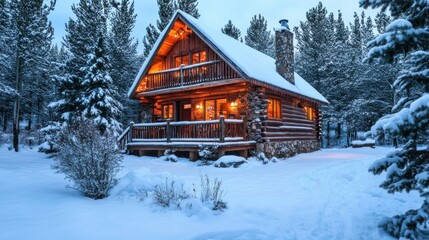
[175,51,206,68]
[192,51,207,64]
[175,55,190,68]
[267,99,281,119]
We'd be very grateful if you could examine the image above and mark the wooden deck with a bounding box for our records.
[118,117,254,160]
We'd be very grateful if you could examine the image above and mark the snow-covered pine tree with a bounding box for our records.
[52,0,109,124]
[8,0,55,151]
[0,0,16,132]
[295,2,332,90]
[244,14,274,57]
[82,37,122,134]
[360,0,429,238]
[174,0,200,18]
[221,20,241,40]
[156,0,174,32]
[108,0,140,126]
[142,23,159,58]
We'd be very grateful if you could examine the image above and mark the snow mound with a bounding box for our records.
[111,168,180,200]
[213,155,247,168]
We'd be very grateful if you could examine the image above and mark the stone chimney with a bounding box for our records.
[275,19,295,84]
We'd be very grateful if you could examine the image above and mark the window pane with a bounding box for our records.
[192,52,199,64]
[267,99,273,118]
[205,100,215,120]
[175,57,181,68]
[267,99,281,119]
[200,51,207,62]
[163,104,173,119]
[216,99,227,118]
[182,55,189,66]
[305,107,314,120]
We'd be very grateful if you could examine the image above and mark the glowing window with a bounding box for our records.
[192,50,207,64]
[162,104,174,119]
[304,106,314,120]
[267,99,281,119]
[204,98,227,120]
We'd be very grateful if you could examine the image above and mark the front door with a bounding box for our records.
[178,100,191,121]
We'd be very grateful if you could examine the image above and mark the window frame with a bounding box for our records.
[267,98,282,119]
[162,103,174,119]
[204,98,227,120]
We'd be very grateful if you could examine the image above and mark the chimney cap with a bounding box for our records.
[279,19,290,30]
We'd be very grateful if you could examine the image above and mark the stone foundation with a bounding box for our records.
[259,140,320,159]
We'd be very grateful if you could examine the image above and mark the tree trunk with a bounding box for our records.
[326,120,330,148]
[2,111,6,132]
[13,55,23,152]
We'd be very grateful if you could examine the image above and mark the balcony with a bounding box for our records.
[141,60,240,92]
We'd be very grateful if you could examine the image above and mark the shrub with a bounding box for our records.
[161,149,177,162]
[256,152,269,164]
[200,175,227,211]
[53,121,123,199]
[153,178,193,210]
[198,144,219,161]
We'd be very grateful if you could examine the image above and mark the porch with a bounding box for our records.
[118,117,255,160]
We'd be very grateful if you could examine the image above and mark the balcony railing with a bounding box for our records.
[118,117,246,150]
[143,60,240,91]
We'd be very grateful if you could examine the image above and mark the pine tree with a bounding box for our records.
[175,0,200,18]
[361,0,429,238]
[82,37,122,134]
[221,20,241,40]
[8,0,55,151]
[142,23,159,58]
[156,0,174,32]
[374,11,391,34]
[108,0,140,125]
[244,14,274,57]
[52,0,122,134]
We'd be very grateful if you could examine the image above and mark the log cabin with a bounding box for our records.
[119,10,328,160]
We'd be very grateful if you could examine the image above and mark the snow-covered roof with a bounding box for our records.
[129,10,328,104]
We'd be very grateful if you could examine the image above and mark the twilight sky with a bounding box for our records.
[49,0,377,52]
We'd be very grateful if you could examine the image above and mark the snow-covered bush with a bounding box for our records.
[256,152,269,164]
[200,175,227,211]
[38,122,62,154]
[213,156,247,168]
[153,178,193,210]
[198,145,219,161]
[53,121,123,199]
[160,149,177,162]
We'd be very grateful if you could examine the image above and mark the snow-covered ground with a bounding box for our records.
[0,146,422,240]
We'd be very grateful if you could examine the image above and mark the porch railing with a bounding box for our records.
[118,116,246,150]
[143,60,240,91]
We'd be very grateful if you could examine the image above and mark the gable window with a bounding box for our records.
[162,104,174,119]
[192,50,207,64]
[267,99,281,119]
[304,106,314,121]
[175,55,190,68]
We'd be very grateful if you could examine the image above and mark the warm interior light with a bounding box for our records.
[196,104,202,109]
[174,28,184,38]
[230,101,237,107]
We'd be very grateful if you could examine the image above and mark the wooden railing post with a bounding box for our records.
[180,64,184,86]
[127,121,134,143]
[166,119,171,143]
[219,116,225,143]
